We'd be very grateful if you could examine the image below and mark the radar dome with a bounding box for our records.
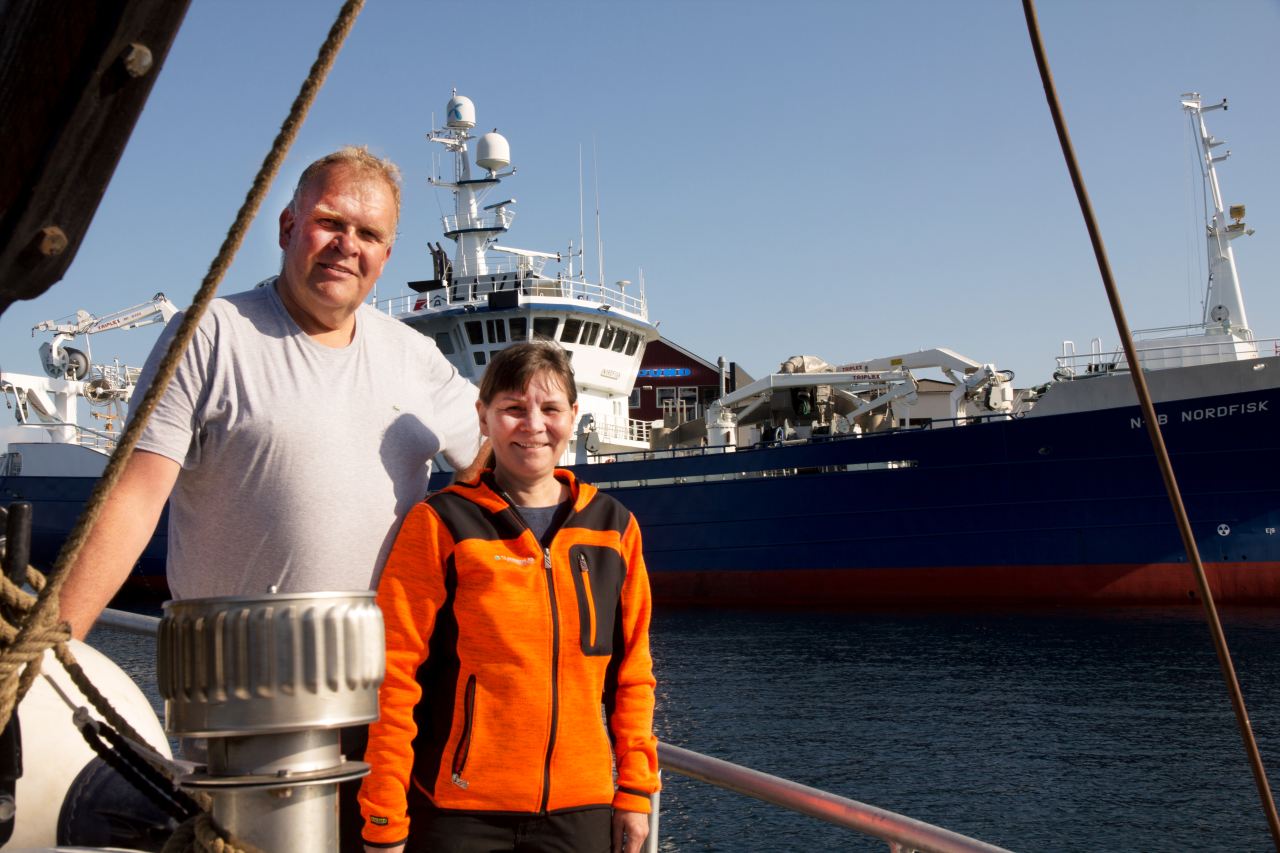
[447,95,476,128]
[476,131,511,173]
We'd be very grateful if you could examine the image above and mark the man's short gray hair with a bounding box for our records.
[290,146,403,240]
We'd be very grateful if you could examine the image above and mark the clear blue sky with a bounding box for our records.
[2,0,1278,392]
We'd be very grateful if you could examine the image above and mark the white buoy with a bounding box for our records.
[9,640,170,849]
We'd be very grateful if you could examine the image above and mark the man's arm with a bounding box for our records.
[449,438,491,485]
[58,450,180,639]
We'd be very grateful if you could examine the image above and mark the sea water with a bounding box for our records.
[90,605,1280,852]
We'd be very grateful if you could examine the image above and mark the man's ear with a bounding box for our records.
[279,207,295,250]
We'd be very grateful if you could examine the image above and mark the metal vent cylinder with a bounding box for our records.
[158,591,383,736]
[157,591,385,852]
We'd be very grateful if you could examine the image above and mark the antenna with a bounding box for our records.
[593,136,604,288]
[578,144,585,282]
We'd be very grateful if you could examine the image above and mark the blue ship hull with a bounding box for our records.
[5,367,1279,607]
[567,377,1280,606]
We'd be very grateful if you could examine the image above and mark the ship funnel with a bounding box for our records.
[447,95,476,129]
[476,131,511,174]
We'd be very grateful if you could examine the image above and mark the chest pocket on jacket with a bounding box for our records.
[568,545,625,656]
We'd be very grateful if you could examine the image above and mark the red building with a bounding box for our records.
[630,337,750,425]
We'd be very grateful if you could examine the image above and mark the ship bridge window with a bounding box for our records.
[473,350,487,367]
[533,317,559,340]
[581,321,601,346]
[560,318,583,344]
[599,325,617,350]
[510,317,527,341]
[433,332,455,355]
[610,330,629,353]
[625,333,640,356]
[486,319,507,343]
[465,320,484,346]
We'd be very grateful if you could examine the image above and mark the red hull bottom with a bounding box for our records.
[650,562,1280,608]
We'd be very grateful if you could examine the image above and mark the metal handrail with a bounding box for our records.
[372,271,647,319]
[95,608,160,636]
[93,610,1010,851]
[1053,335,1271,373]
[651,743,1012,853]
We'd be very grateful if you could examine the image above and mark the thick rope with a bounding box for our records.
[75,711,199,822]
[0,0,366,732]
[1021,1,1280,848]
[162,812,267,853]
[0,1,366,849]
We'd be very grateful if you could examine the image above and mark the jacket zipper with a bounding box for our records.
[540,545,560,813]
[451,674,477,788]
[578,553,597,647]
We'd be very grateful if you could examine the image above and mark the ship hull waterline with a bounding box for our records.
[3,374,1278,608]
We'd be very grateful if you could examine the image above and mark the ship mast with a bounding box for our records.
[427,91,514,278]
[1182,92,1252,336]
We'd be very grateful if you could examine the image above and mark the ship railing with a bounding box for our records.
[373,273,646,318]
[440,210,514,234]
[93,609,1011,853]
[650,743,1011,853]
[446,253,548,279]
[5,419,118,454]
[1053,335,1273,378]
[592,417,652,443]
[588,412,1018,466]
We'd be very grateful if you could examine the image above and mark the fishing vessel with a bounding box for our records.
[0,294,176,589]
[402,91,1280,606]
[3,92,1278,607]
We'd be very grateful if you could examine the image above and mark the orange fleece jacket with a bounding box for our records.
[359,470,659,847]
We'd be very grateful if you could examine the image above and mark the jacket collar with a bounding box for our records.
[454,468,596,513]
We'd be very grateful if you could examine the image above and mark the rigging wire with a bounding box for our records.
[1021,1,1280,848]
[1191,110,1213,321]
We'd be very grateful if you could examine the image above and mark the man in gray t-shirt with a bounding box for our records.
[58,146,481,639]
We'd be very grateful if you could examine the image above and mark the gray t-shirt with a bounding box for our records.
[130,280,480,599]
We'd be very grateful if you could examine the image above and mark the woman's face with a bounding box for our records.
[478,370,578,493]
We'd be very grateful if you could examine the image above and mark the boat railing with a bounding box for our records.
[93,609,1011,853]
[592,416,652,444]
[650,743,1011,853]
[5,420,119,454]
[374,274,646,318]
[1053,335,1272,378]
[588,412,1018,466]
[446,253,548,279]
[441,210,514,235]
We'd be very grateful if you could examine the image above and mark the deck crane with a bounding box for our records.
[33,293,179,380]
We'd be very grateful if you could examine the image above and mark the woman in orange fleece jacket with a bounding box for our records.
[359,342,659,853]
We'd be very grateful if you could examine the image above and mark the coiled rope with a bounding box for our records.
[0,0,366,849]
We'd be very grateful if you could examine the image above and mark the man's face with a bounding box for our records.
[276,165,397,336]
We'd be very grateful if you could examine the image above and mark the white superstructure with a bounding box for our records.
[1,293,177,476]
[375,93,657,462]
[1054,93,1260,378]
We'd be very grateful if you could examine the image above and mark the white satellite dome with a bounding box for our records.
[446,94,476,129]
[476,130,510,173]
